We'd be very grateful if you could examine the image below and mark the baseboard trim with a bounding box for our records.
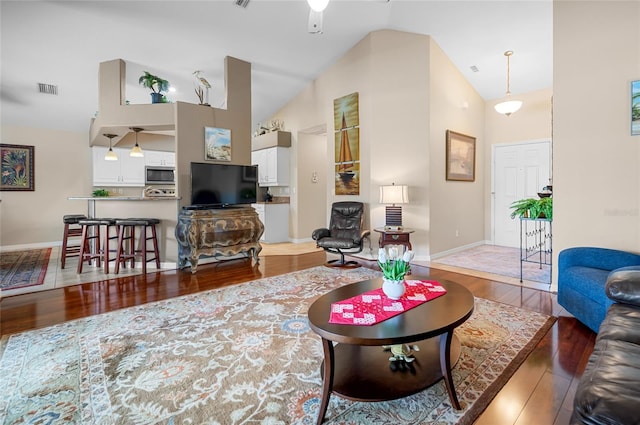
[0,241,59,252]
[428,240,488,261]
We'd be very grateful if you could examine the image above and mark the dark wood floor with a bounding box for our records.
[0,252,595,425]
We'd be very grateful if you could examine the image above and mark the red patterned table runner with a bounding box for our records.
[329,280,447,326]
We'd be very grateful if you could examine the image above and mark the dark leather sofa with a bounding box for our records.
[571,266,640,425]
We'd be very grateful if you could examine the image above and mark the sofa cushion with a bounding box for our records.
[572,338,640,425]
[563,266,612,304]
[596,303,640,345]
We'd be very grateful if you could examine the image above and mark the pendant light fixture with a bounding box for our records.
[130,127,144,157]
[307,0,329,12]
[494,50,523,116]
[104,133,118,161]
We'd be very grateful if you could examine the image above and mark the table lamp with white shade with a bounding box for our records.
[379,183,409,230]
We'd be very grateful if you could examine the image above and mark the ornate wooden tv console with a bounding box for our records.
[175,206,264,273]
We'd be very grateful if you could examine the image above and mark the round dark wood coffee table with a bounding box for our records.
[307,277,474,424]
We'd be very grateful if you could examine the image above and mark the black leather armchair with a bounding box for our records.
[312,201,370,268]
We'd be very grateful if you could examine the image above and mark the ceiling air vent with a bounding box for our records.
[234,0,249,8]
[470,65,479,73]
[38,83,58,95]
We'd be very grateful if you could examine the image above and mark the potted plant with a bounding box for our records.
[509,197,553,220]
[138,71,170,104]
[378,248,414,299]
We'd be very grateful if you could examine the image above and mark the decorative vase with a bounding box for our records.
[382,278,406,300]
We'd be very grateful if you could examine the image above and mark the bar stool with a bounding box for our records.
[77,218,118,274]
[114,218,161,274]
[61,214,87,269]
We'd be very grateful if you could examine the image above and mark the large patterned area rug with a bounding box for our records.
[431,244,551,284]
[0,248,51,290]
[0,266,555,424]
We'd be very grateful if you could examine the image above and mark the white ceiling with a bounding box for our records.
[0,0,552,135]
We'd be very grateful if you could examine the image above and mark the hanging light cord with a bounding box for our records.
[505,50,513,96]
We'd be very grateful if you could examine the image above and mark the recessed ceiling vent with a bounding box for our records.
[38,83,58,95]
[234,0,249,8]
[470,65,479,73]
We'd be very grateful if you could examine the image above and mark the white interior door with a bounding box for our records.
[492,140,551,248]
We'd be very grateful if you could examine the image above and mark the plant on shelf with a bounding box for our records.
[138,71,170,104]
[509,197,552,220]
[92,188,110,197]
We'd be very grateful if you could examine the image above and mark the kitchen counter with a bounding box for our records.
[68,196,181,201]
[253,200,289,204]
[252,203,289,243]
[68,196,182,265]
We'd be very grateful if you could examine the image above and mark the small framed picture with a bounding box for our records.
[632,80,640,136]
[446,130,476,182]
[204,127,231,161]
[1,144,35,191]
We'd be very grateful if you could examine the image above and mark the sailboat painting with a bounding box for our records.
[333,92,360,195]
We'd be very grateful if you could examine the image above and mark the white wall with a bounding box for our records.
[553,0,640,272]
[271,30,487,261]
[428,39,486,255]
[0,126,92,247]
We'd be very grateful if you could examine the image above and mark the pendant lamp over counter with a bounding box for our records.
[494,50,523,116]
[307,0,329,12]
[130,127,144,157]
[104,133,118,161]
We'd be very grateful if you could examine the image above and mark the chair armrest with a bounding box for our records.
[606,266,640,307]
[359,229,371,241]
[559,247,640,271]
[312,228,330,241]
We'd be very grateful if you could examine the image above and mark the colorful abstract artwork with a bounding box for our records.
[1,144,34,191]
[632,80,640,135]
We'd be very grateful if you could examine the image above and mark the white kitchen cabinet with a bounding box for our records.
[252,203,289,243]
[144,150,175,167]
[251,147,289,187]
[93,146,145,186]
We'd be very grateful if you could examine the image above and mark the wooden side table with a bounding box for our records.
[375,227,414,251]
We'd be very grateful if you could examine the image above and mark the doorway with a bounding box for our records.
[296,127,328,241]
[492,140,551,248]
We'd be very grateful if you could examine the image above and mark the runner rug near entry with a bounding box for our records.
[0,266,556,425]
[0,248,51,290]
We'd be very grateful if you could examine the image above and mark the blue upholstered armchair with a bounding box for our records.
[558,247,640,332]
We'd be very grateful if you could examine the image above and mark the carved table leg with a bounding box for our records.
[190,255,199,273]
[440,330,461,409]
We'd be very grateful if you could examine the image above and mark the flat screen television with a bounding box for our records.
[190,162,258,207]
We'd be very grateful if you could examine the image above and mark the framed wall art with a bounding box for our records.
[1,144,34,191]
[445,130,476,182]
[333,92,360,195]
[204,127,231,161]
[632,80,640,135]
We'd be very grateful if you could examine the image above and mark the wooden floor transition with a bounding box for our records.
[0,251,595,425]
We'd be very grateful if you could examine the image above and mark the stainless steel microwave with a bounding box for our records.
[145,166,175,184]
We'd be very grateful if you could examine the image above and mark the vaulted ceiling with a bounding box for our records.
[0,1,552,134]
